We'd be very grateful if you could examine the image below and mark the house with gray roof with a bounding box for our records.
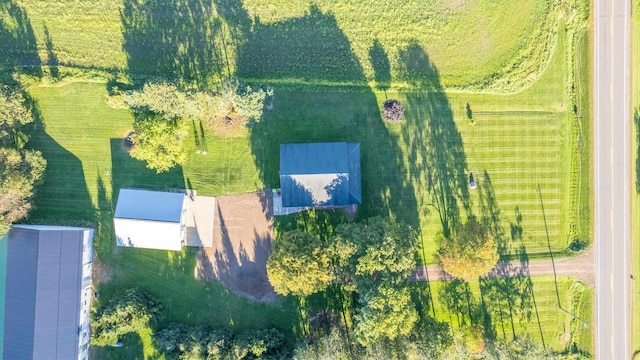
[279,142,361,210]
[2,225,94,360]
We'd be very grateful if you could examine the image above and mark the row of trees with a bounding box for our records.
[267,216,502,356]
[267,217,422,347]
[0,85,46,235]
[91,288,287,359]
[124,79,273,173]
[155,324,285,360]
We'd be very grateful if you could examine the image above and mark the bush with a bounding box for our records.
[91,288,163,347]
[381,100,404,123]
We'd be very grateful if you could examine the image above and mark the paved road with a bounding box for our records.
[411,249,594,286]
[594,0,632,359]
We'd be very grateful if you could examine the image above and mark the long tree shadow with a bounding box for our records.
[0,0,41,78]
[242,5,419,232]
[399,42,471,237]
[23,97,93,225]
[235,5,367,85]
[369,39,391,93]
[121,0,227,85]
[476,171,545,349]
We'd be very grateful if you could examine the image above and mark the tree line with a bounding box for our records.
[0,85,46,235]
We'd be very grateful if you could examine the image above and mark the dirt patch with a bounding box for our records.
[92,252,113,285]
[196,190,276,302]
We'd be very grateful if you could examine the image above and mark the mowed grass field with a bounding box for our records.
[412,276,592,354]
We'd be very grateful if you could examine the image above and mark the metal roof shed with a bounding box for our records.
[280,142,362,208]
[2,225,94,360]
[114,189,186,251]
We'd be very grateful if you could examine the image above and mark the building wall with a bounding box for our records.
[114,218,183,251]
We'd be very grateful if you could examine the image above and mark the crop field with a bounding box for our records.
[1,0,593,357]
[4,0,585,91]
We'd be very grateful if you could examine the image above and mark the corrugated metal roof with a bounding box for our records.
[3,226,93,360]
[114,188,185,223]
[280,143,361,207]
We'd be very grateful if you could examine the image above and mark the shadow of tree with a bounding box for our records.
[475,171,544,348]
[0,0,41,78]
[235,5,367,85]
[244,7,418,231]
[109,138,185,196]
[23,98,93,224]
[369,39,391,92]
[91,330,145,360]
[121,0,227,85]
[43,25,58,79]
[399,42,470,237]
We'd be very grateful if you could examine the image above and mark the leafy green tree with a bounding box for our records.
[232,328,285,359]
[91,288,163,346]
[435,220,499,282]
[267,230,334,297]
[0,85,33,148]
[129,117,189,173]
[292,327,351,360]
[333,216,417,285]
[410,316,453,359]
[125,82,191,121]
[0,147,46,235]
[217,77,273,123]
[155,324,231,360]
[353,283,419,347]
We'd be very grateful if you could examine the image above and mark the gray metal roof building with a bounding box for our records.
[280,142,361,207]
[3,225,93,360]
[114,188,187,251]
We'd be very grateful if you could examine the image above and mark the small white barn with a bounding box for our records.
[114,188,187,251]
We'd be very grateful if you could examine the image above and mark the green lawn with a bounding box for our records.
[411,275,592,354]
[24,83,300,359]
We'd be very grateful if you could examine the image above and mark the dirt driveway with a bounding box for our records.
[195,190,276,302]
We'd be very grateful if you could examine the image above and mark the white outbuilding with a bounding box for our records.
[114,188,187,251]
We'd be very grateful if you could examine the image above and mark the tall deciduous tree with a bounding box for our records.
[333,216,417,285]
[0,85,33,148]
[129,117,189,173]
[353,282,419,347]
[435,220,499,281]
[91,288,163,346]
[267,230,334,297]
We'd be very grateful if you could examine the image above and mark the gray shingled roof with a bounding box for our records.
[280,142,361,207]
[3,226,92,360]
[115,188,185,222]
